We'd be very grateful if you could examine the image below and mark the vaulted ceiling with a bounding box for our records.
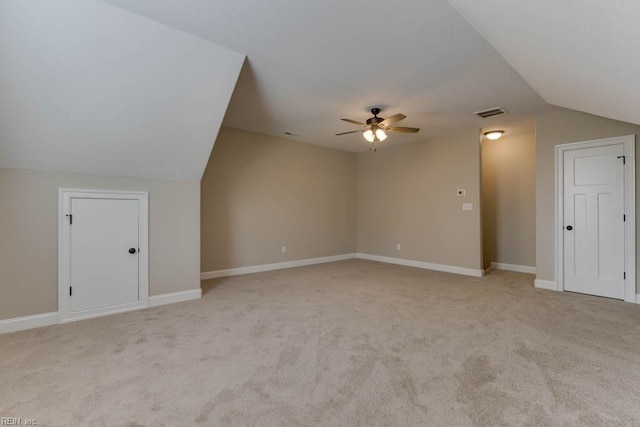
[103,0,550,152]
[448,0,640,127]
[2,0,638,178]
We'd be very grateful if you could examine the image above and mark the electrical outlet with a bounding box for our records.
[396,243,401,250]
[281,246,287,253]
[457,189,466,197]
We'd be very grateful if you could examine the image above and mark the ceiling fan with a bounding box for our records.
[336,108,420,150]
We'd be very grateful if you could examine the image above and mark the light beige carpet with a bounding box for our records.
[2,259,640,426]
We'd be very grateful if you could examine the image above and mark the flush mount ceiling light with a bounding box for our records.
[484,130,504,140]
[336,108,420,150]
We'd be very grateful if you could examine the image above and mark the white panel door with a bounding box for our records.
[563,144,625,299]
[70,198,140,313]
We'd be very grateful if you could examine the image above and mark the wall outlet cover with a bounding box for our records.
[462,203,473,211]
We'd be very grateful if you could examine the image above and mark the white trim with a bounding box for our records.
[201,253,484,279]
[201,254,357,280]
[534,279,558,291]
[0,312,59,335]
[58,189,150,322]
[149,289,202,307]
[0,288,203,334]
[356,253,484,277]
[59,304,148,324]
[555,136,636,302]
[491,262,536,274]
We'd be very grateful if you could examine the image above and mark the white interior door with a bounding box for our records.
[70,198,139,312]
[563,144,625,299]
[59,190,149,322]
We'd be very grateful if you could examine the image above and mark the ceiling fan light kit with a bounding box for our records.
[363,129,375,142]
[336,108,419,149]
[363,128,388,143]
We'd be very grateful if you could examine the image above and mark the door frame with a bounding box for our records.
[58,189,149,322]
[555,135,636,303]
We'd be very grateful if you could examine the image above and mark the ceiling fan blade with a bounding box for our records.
[379,114,406,127]
[341,118,365,126]
[386,126,420,133]
[335,130,362,136]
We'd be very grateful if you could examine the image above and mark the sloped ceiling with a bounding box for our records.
[4,1,635,168]
[0,0,244,181]
[447,0,640,127]
[103,0,550,152]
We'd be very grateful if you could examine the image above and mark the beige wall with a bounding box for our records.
[482,123,536,269]
[536,108,640,288]
[0,168,201,320]
[357,129,482,270]
[201,127,357,271]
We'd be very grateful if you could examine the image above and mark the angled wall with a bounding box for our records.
[0,0,244,323]
[0,0,244,181]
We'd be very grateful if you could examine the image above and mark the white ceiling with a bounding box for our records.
[447,0,640,127]
[0,0,244,180]
[103,0,550,152]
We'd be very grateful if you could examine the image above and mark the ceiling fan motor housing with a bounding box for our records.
[367,108,384,126]
[366,118,383,126]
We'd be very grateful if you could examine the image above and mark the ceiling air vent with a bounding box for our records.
[474,107,507,119]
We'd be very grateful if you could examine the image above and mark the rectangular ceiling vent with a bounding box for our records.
[474,107,507,119]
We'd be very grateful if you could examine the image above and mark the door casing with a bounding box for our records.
[555,135,636,303]
[58,189,149,322]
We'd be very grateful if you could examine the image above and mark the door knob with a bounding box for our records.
[129,248,137,254]
[566,225,573,231]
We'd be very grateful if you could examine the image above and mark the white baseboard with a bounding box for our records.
[534,279,558,291]
[149,288,202,307]
[0,312,58,335]
[491,262,536,274]
[356,253,484,277]
[200,253,357,280]
[60,303,149,324]
[1,289,203,335]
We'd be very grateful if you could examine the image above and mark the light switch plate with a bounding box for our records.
[462,203,473,211]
